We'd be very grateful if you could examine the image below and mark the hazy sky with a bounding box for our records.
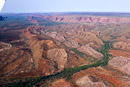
[1,0,130,13]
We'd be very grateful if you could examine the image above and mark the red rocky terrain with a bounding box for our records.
[0,13,130,87]
[30,15,130,24]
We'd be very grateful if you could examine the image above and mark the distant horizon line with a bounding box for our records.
[1,11,130,14]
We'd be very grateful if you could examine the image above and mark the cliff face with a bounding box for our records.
[47,48,67,71]
[38,16,130,24]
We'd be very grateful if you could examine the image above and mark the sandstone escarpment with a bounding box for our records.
[39,16,130,24]
[108,56,130,76]
[76,31,104,48]
[46,32,66,42]
[78,44,103,59]
[64,38,80,48]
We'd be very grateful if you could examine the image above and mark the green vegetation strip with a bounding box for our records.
[4,42,111,87]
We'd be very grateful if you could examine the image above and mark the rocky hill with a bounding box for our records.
[0,42,12,52]
[108,56,130,76]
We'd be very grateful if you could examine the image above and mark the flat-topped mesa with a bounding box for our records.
[40,16,130,24]
[0,42,12,52]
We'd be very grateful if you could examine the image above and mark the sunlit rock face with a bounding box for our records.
[78,44,103,60]
[108,56,130,76]
[113,41,130,51]
[0,42,12,52]
[49,79,71,87]
[47,48,67,71]
[76,75,106,87]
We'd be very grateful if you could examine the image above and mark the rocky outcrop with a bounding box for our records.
[28,26,46,34]
[113,41,130,51]
[108,56,130,76]
[78,44,103,59]
[50,79,71,87]
[77,32,104,47]
[46,32,66,42]
[47,48,67,71]
[0,42,12,52]
[76,75,106,87]
[64,38,80,48]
